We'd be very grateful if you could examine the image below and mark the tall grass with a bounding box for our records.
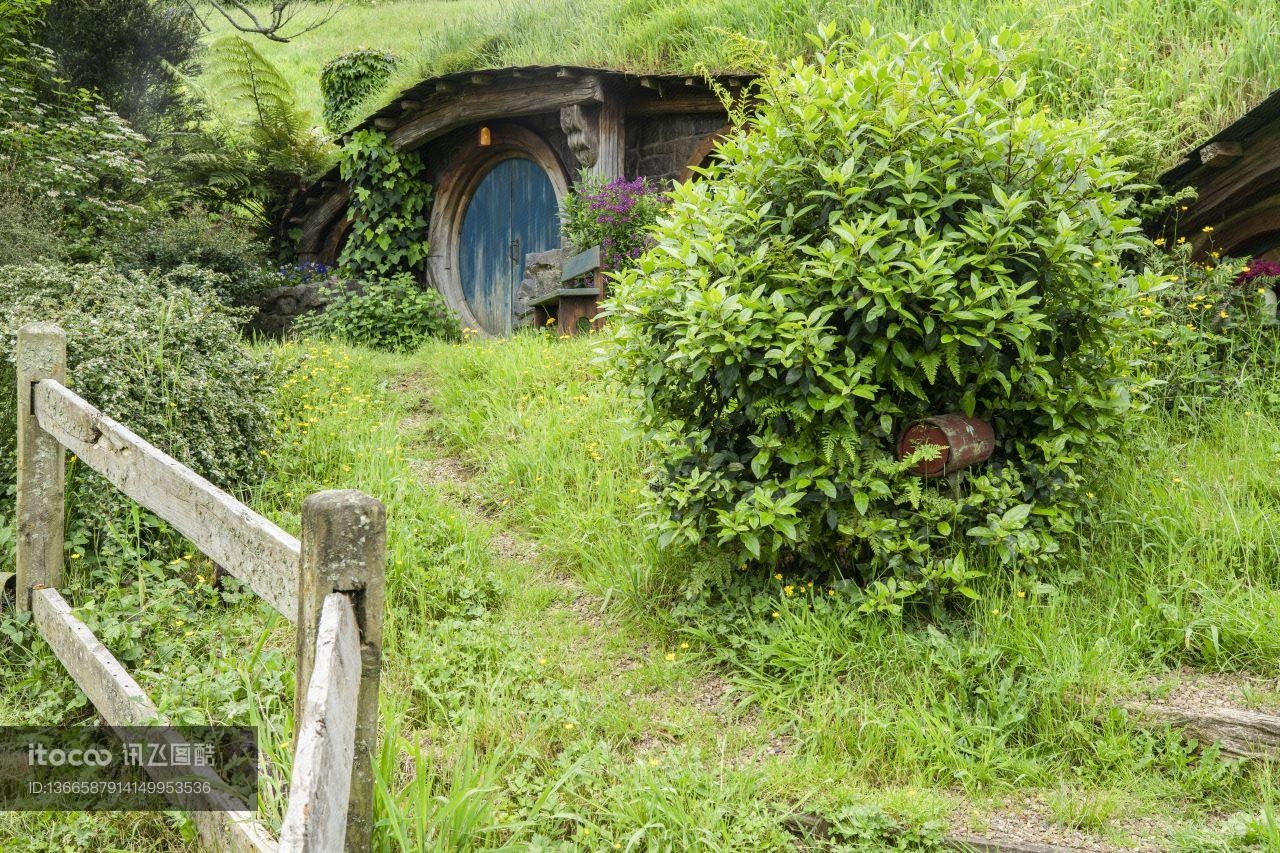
[414,0,1280,172]
[4,327,1275,846]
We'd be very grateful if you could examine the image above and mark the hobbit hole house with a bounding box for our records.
[1158,87,1280,261]
[289,66,749,336]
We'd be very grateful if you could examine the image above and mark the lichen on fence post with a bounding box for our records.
[296,489,387,852]
[15,323,66,612]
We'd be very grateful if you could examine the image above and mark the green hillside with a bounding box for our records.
[207,0,1280,171]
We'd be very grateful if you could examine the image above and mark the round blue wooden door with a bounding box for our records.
[458,157,560,335]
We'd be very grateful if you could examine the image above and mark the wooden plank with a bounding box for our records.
[387,76,603,151]
[31,588,275,853]
[560,245,601,282]
[294,490,386,852]
[15,324,66,612]
[279,593,362,853]
[594,84,625,181]
[529,287,601,308]
[1165,123,1280,232]
[32,379,300,618]
[1123,701,1280,760]
[297,186,351,257]
[626,90,734,116]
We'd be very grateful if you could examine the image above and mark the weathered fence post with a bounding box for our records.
[15,323,66,612]
[297,489,386,852]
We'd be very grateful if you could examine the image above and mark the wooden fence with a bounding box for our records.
[13,322,386,853]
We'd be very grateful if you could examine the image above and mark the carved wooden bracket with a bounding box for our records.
[560,103,601,170]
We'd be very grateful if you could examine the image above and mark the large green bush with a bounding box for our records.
[0,262,273,540]
[607,28,1149,610]
[296,274,460,352]
[320,48,399,134]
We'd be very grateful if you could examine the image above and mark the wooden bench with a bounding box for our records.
[531,244,605,335]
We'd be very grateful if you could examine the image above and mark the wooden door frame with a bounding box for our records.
[428,123,570,335]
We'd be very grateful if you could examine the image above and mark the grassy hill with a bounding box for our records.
[202,1,474,122]
[205,0,1280,172]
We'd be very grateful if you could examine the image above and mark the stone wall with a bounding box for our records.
[246,279,364,338]
[625,114,730,183]
[514,247,569,328]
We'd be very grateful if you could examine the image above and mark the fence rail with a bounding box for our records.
[12,322,385,853]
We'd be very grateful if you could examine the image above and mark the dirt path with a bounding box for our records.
[394,378,765,765]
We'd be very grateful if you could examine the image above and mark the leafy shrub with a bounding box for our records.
[0,261,273,542]
[817,803,947,851]
[607,28,1148,610]
[336,129,432,279]
[320,48,399,133]
[296,274,461,351]
[0,189,66,267]
[113,206,272,304]
[560,173,665,271]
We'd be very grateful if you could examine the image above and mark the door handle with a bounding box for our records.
[510,238,522,263]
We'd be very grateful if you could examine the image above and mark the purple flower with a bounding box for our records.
[1238,258,1280,284]
[566,174,666,272]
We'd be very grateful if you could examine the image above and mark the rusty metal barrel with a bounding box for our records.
[896,414,995,478]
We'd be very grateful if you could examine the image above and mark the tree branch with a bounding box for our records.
[181,0,342,43]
